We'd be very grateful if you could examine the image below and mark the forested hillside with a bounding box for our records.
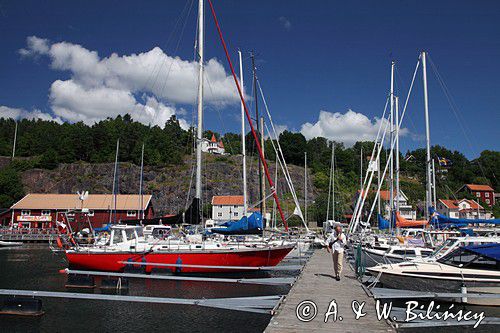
[0,115,498,221]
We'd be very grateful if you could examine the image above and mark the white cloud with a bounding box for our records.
[19,36,240,126]
[278,16,292,31]
[300,110,409,146]
[0,105,63,123]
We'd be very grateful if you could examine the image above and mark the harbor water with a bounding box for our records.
[0,246,292,333]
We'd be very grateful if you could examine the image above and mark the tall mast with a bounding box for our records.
[395,95,400,214]
[304,151,307,225]
[111,139,119,223]
[195,0,204,222]
[389,60,395,222]
[432,159,437,208]
[377,142,381,215]
[139,143,144,219]
[260,116,266,222]
[360,146,363,191]
[251,52,263,214]
[332,144,335,221]
[238,50,247,216]
[421,51,432,219]
[11,121,18,160]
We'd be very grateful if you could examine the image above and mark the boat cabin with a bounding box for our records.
[109,225,143,245]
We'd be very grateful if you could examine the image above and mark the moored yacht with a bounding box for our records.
[65,225,294,273]
[367,243,500,305]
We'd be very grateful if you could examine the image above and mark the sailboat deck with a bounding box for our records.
[265,249,394,332]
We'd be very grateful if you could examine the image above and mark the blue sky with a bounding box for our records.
[0,0,499,158]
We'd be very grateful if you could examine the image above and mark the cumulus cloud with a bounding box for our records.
[300,110,409,146]
[19,36,239,126]
[278,16,292,31]
[0,105,63,123]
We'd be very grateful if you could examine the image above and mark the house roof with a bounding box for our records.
[11,194,152,211]
[464,184,494,192]
[210,134,217,143]
[438,198,483,210]
[211,195,244,206]
[360,190,407,202]
[218,140,224,148]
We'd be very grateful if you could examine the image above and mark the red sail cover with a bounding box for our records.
[395,212,429,228]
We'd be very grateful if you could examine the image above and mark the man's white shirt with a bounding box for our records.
[326,231,347,253]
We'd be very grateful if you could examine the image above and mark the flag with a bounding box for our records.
[437,156,452,167]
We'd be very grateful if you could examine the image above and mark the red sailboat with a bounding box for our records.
[64,0,294,273]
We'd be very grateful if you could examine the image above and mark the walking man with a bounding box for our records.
[326,224,347,281]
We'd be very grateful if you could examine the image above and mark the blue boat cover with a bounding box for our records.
[430,208,500,229]
[93,224,110,232]
[211,212,263,235]
[462,243,500,261]
[378,214,390,230]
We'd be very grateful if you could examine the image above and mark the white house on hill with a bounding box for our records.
[201,134,225,155]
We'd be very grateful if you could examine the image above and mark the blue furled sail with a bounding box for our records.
[211,212,263,235]
[378,214,391,230]
[430,208,500,229]
[463,244,500,261]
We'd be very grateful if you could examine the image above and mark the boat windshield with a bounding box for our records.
[430,238,456,258]
[112,230,123,244]
[437,247,499,271]
[124,228,137,241]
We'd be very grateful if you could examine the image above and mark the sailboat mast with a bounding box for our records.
[360,146,363,191]
[111,139,119,223]
[139,143,144,219]
[238,50,248,216]
[12,120,18,160]
[421,51,432,219]
[432,159,437,208]
[332,144,335,221]
[304,151,307,225]
[389,60,395,222]
[395,95,400,214]
[260,116,266,222]
[195,0,204,223]
[377,142,381,215]
[251,52,263,215]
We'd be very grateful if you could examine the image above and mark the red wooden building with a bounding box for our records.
[457,184,495,207]
[0,193,154,229]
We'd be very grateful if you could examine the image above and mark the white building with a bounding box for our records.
[380,190,417,220]
[437,199,490,219]
[201,134,225,155]
[211,195,244,221]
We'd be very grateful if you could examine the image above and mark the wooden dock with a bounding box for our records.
[266,250,394,332]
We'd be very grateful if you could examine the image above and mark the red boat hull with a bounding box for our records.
[65,246,294,273]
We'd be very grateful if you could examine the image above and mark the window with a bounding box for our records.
[127,210,137,217]
[233,212,239,217]
[233,205,238,209]
[485,192,490,198]
[476,192,481,197]
[217,212,223,217]
[21,210,30,216]
[41,210,50,216]
[486,199,490,204]
[87,210,94,216]
[219,205,223,208]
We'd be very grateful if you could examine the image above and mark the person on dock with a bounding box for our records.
[326,225,346,281]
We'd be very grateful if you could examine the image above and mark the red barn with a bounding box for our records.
[0,193,154,229]
[458,184,495,207]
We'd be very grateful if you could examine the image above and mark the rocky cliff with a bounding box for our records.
[16,154,316,216]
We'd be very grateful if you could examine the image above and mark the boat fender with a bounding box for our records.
[396,236,405,244]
